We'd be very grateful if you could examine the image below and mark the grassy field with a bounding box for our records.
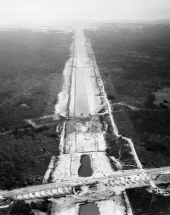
[0,29,73,190]
[85,23,170,169]
[0,29,72,130]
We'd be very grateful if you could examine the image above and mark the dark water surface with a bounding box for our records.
[79,203,100,215]
[90,185,98,191]
[79,155,93,177]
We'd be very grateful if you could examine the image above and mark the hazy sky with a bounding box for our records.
[0,0,170,24]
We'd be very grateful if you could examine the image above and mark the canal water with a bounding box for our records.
[75,29,90,117]
[79,203,100,215]
[76,67,90,116]
[90,185,98,191]
[79,155,93,177]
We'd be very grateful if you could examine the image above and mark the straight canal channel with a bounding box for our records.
[73,29,99,214]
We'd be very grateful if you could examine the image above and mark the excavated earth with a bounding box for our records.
[35,28,141,215]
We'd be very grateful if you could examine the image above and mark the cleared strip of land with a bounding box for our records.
[3,27,170,215]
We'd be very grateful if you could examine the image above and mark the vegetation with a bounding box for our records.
[0,29,72,131]
[9,200,34,215]
[127,186,170,215]
[0,125,60,190]
[0,29,73,190]
[85,23,170,168]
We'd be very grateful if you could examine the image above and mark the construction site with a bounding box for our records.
[1,26,170,215]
